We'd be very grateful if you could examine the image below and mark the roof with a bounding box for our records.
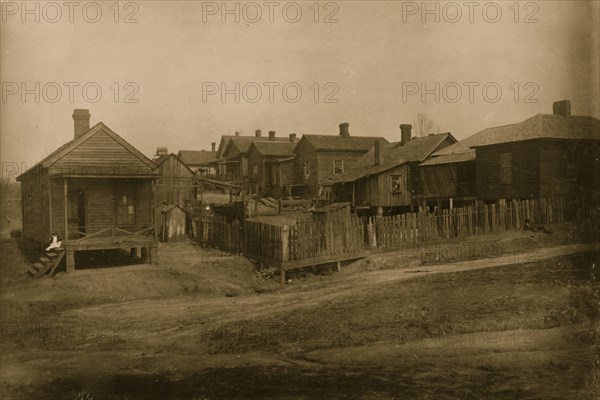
[153,153,196,175]
[17,122,156,180]
[177,150,217,166]
[327,133,456,183]
[421,113,600,167]
[249,141,295,157]
[217,134,296,157]
[469,113,600,147]
[296,134,389,152]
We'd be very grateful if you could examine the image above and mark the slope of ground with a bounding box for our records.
[1,240,598,399]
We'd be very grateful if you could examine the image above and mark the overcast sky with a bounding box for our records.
[1,0,599,177]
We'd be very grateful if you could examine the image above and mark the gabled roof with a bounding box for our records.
[17,122,156,180]
[177,150,217,166]
[249,140,295,157]
[154,153,196,175]
[327,133,456,184]
[421,113,600,167]
[295,134,389,153]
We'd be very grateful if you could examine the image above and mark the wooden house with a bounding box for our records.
[178,144,217,176]
[419,140,477,208]
[473,100,600,201]
[329,125,457,213]
[16,109,158,272]
[246,131,296,194]
[213,130,290,182]
[153,153,196,207]
[291,123,388,200]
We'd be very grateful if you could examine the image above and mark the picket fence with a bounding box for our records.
[193,196,599,267]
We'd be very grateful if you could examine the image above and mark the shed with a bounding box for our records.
[154,202,187,242]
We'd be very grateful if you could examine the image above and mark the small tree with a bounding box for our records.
[413,113,440,137]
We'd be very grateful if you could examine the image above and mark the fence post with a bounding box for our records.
[281,225,289,263]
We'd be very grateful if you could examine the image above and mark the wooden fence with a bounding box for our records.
[193,216,244,254]
[285,196,599,262]
[192,196,599,267]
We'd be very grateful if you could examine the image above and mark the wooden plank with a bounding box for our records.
[48,251,65,277]
[63,178,68,240]
[33,263,53,279]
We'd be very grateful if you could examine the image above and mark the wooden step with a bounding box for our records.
[46,253,58,258]
[40,257,51,263]
[27,265,39,275]
[32,263,53,279]
[32,263,44,271]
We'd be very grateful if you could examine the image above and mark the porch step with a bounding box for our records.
[32,262,44,271]
[46,252,58,258]
[27,252,66,279]
[32,263,53,279]
[27,265,39,275]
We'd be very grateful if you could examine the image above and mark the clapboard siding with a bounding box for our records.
[19,124,156,245]
[476,139,599,201]
[21,178,46,242]
[476,141,540,200]
[49,130,152,174]
[348,164,411,207]
[155,155,195,207]
[316,152,364,185]
[50,180,65,239]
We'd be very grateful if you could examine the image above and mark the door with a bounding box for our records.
[67,190,86,239]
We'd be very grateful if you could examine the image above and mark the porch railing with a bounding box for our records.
[68,226,154,242]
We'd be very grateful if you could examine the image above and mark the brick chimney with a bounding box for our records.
[72,109,90,139]
[553,100,571,117]
[400,124,412,146]
[255,129,262,138]
[269,130,276,141]
[339,122,350,137]
[374,139,382,166]
[211,142,216,152]
[289,133,297,143]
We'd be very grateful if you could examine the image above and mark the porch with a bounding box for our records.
[63,226,157,273]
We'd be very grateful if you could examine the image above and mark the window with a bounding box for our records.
[499,152,512,184]
[303,162,310,181]
[333,160,343,174]
[116,188,136,225]
[391,175,403,193]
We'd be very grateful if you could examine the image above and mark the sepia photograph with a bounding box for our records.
[1,1,599,399]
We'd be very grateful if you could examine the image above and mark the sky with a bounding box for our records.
[1,0,599,179]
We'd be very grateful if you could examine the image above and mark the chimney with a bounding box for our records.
[289,133,297,143]
[400,124,412,146]
[235,131,240,136]
[374,139,382,166]
[269,130,276,141]
[255,129,262,138]
[339,122,350,137]
[553,100,571,117]
[211,142,216,152]
[72,109,90,139]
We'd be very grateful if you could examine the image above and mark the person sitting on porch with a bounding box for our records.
[45,233,63,251]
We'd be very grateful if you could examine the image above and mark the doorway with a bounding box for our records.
[68,190,86,238]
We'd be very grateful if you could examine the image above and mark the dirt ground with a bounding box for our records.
[1,222,599,399]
